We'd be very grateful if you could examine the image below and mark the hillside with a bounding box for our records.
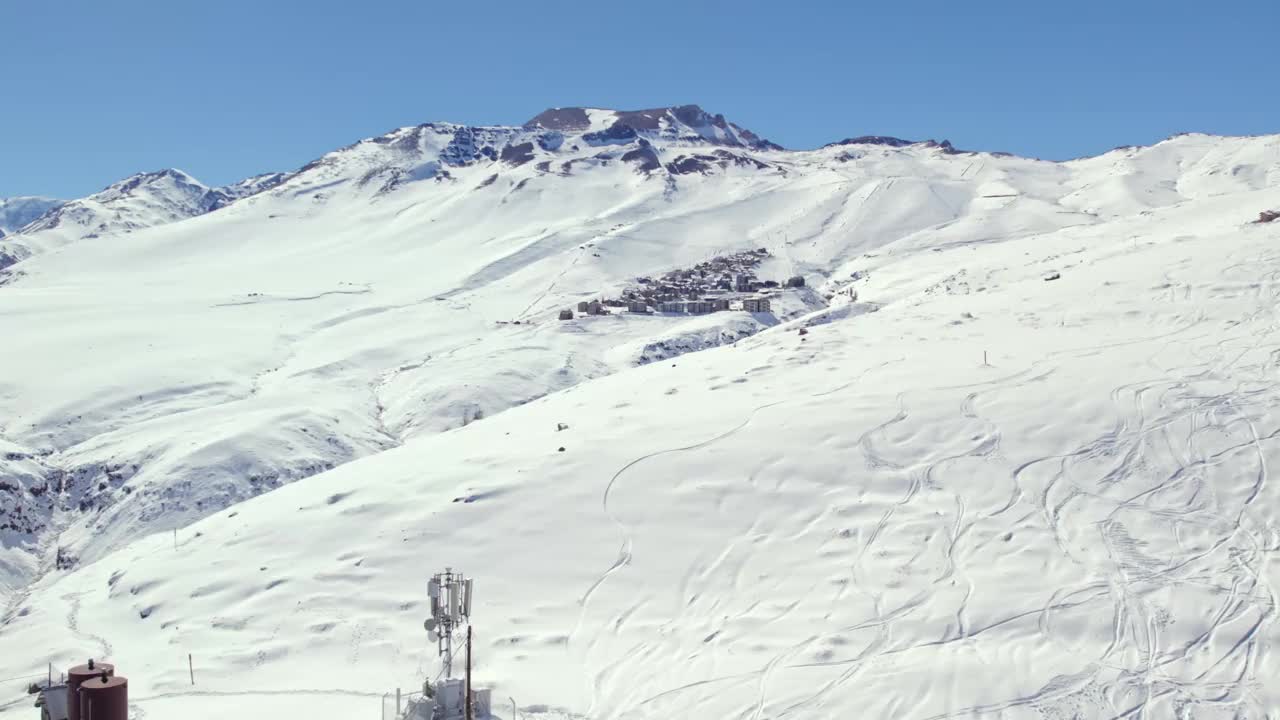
[1,106,1280,719]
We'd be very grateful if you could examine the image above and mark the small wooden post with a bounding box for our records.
[465,626,474,720]
[396,687,401,715]
[188,653,194,685]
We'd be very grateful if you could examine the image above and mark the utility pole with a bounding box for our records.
[465,626,474,720]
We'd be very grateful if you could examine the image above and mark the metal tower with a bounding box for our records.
[425,568,473,678]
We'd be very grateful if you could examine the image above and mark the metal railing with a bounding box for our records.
[381,688,426,720]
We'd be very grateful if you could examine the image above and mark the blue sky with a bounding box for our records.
[3,0,1277,198]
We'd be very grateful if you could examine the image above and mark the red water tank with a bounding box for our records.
[78,673,127,720]
[66,661,114,720]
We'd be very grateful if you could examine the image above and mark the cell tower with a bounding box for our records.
[425,568,473,678]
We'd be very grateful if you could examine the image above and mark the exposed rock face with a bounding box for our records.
[525,104,781,151]
[666,150,771,175]
[0,440,60,540]
[524,107,592,131]
[826,136,919,148]
[621,146,661,173]
[666,155,718,175]
[500,142,536,166]
[584,122,639,145]
[825,136,964,153]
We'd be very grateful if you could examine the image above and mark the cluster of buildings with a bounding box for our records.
[557,249,806,320]
[628,248,772,303]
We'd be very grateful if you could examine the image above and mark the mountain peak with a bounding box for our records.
[104,168,205,194]
[16,168,265,242]
[824,136,964,154]
[524,104,781,150]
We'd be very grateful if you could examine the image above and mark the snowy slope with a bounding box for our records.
[2,106,1280,719]
[0,196,62,236]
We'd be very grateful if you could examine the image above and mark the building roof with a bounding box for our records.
[41,686,69,720]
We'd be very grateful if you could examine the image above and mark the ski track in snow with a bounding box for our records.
[566,271,1280,718]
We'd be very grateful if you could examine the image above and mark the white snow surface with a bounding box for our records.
[2,111,1280,719]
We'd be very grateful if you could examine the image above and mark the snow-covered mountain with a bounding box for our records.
[0,168,287,271]
[2,105,1280,720]
[0,196,63,237]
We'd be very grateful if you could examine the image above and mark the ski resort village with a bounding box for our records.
[557,248,810,320]
[2,96,1280,720]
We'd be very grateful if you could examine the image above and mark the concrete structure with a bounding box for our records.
[558,309,574,321]
[657,301,684,313]
[688,301,712,314]
[576,301,589,312]
[735,274,752,292]
[404,669,493,719]
[712,298,731,311]
[743,297,772,313]
[587,300,604,315]
[433,678,466,719]
[628,302,650,313]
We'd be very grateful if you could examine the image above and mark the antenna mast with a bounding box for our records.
[425,568,474,679]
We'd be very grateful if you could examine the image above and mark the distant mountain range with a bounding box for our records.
[0,104,929,263]
[0,196,63,237]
